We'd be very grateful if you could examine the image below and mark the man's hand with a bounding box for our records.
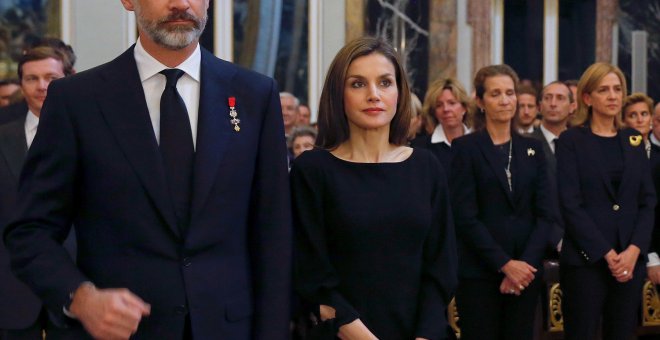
[500,260,536,289]
[69,284,151,340]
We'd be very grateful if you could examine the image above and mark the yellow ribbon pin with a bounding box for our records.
[629,135,642,147]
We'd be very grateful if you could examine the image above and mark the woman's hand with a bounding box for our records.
[499,276,521,296]
[337,319,378,340]
[609,245,640,283]
[500,260,536,289]
[648,265,660,284]
[319,305,336,321]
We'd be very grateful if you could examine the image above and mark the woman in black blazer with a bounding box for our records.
[450,64,557,339]
[557,62,656,339]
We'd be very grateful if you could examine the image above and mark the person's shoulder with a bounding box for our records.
[516,132,543,148]
[558,126,585,140]
[290,148,332,173]
[412,147,446,172]
[202,49,274,86]
[452,129,480,148]
[620,127,642,137]
[0,101,26,125]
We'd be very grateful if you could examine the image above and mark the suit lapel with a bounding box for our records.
[476,130,514,206]
[96,47,180,238]
[617,131,637,198]
[190,50,237,219]
[0,116,27,180]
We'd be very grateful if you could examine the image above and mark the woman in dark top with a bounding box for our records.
[291,37,457,340]
[411,77,472,170]
[450,64,556,339]
[557,63,656,339]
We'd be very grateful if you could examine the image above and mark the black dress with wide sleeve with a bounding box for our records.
[290,148,457,340]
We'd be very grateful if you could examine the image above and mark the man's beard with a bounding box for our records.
[137,10,207,50]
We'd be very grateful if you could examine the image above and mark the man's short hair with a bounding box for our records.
[0,79,20,87]
[24,37,76,74]
[541,80,574,103]
[279,92,300,107]
[517,84,538,102]
[287,125,317,148]
[18,46,69,80]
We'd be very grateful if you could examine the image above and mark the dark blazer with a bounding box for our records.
[0,101,28,125]
[3,46,292,339]
[527,127,563,251]
[556,126,656,266]
[450,130,557,279]
[410,134,452,171]
[0,115,41,330]
[648,141,660,255]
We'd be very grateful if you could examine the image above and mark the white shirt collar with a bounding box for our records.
[25,110,39,132]
[430,124,471,146]
[134,38,201,83]
[651,132,660,147]
[518,125,535,134]
[539,124,560,153]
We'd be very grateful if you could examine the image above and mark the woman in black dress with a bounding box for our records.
[291,37,457,340]
[557,63,656,339]
[450,64,556,339]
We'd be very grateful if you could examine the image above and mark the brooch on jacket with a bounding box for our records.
[629,135,642,146]
[228,96,240,132]
[527,148,535,156]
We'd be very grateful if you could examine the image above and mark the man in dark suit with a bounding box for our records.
[3,1,292,339]
[0,47,75,339]
[527,81,573,253]
[0,80,20,108]
[647,103,660,284]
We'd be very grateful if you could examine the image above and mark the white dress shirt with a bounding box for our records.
[133,38,201,149]
[539,124,560,154]
[25,110,39,149]
[430,124,471,146]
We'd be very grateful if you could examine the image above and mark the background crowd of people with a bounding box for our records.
[0,9,659,340]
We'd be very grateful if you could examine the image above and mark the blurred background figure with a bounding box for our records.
[288,125,316,159]
[297,103,311,127]
[407,92,423,142]
[411,77,472,171]
[280,91,300,137]
[622,93,653,156]
[0,79,20,107]
[515,84,539,134]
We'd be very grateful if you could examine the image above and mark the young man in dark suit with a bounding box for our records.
[527,81,573,254]
[647,103,660,284]
[3,1,292,339]
[0,46,75,340]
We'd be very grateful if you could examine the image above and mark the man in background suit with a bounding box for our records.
[0,46,75,339]
[0,80,20,108]
[646,104,660,284]
[4,0,292,339]
[527,81,573,254]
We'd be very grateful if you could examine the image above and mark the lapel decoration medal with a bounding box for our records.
[629,135,642,147]
[228,96,240,132]
[527,148,535,156]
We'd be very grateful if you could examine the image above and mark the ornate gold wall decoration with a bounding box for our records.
[548,283,564,332]
[448,297,461,339]
[642,280,660,326]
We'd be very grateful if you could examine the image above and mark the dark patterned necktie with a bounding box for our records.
[159,69,194,232]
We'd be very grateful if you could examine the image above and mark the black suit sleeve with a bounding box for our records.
[290,155,360,328]
[415,157,457,339]
[3,79,87,323]
[451,138,511,271]
[629,144,656,254]
[248,78,294,340]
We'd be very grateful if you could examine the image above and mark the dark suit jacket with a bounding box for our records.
[450,130,557,279]
[3,46,292,339]
[648,141,660,255]
[410,134,452,172]
[0,101,28,125]
[527,127,563,251]
[0,115,42,330]
[556,126,656,266]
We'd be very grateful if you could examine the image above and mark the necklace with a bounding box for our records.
[504,139,513,192]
